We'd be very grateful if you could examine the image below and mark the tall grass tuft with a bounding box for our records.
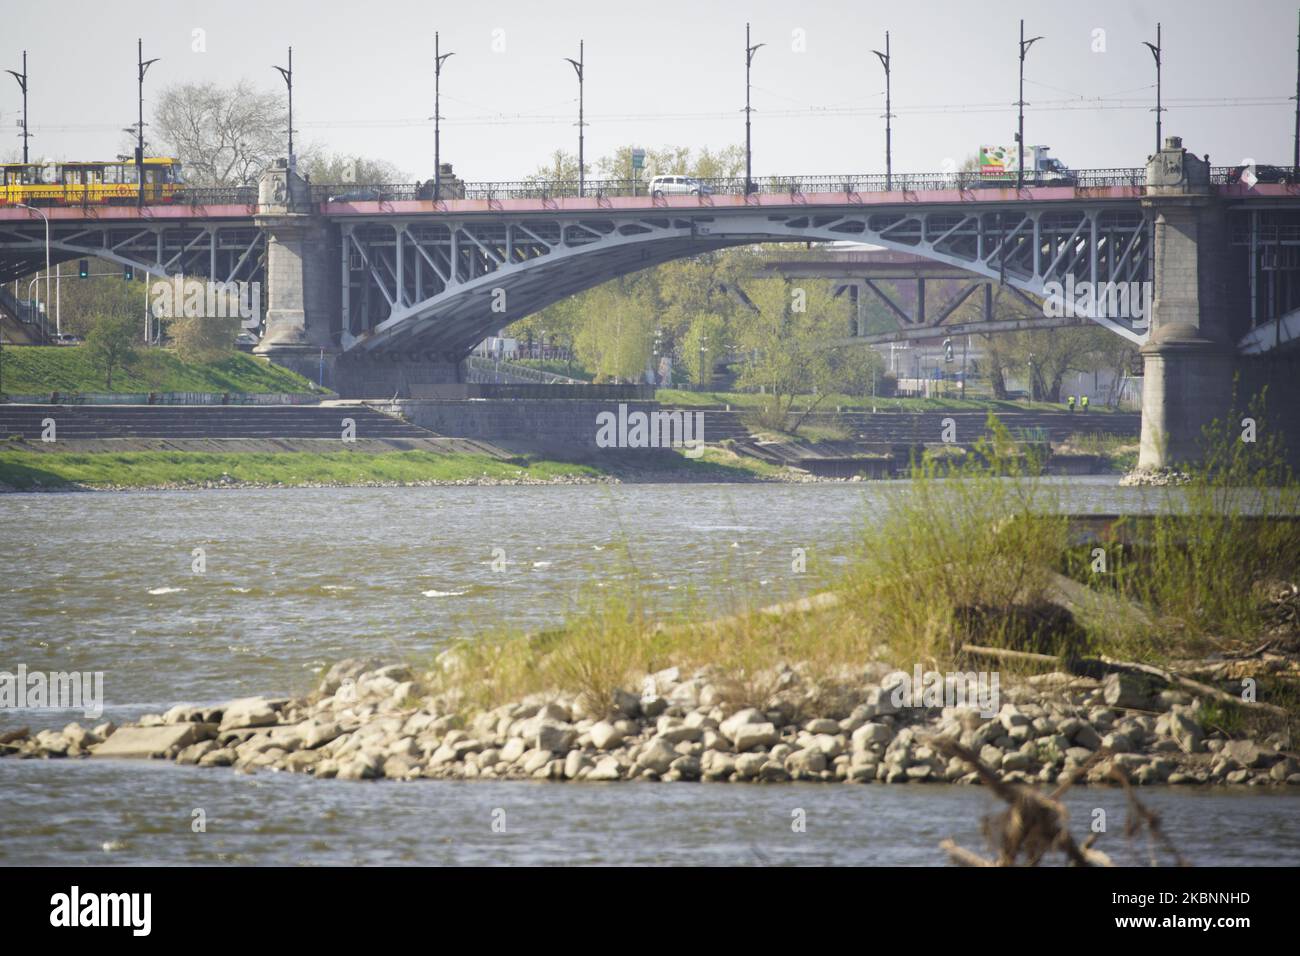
[844,415,1070,665]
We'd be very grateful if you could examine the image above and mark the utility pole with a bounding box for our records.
[273,47,295,170]
[1017,20,1043,190]
[565,41,585,197]
[1143,23,1164,155]
[872,32,892,190]
[433,33,454,200]
[136,39,159,207]
[5,51,29,164]
[745,23,765,195]
[1294,10,1300,179]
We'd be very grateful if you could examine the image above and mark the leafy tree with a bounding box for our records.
[300,152,408,185]
[168,313,240,364]
[84,311,139,389]
[733,277,872,433]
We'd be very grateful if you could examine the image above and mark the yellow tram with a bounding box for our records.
[0,157,184,206]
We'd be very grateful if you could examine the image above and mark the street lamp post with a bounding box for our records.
[1143,24,1164,155]
[1016,20,1043,190]
[273,46,295,170]
[5,50,30,164]
[564,41,585,197]
[14,202,51,338]
[744,23,765,195]
[136,39,160,208]
[872,32,892,190]
[433,33,455,201]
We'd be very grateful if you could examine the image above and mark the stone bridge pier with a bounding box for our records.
[1140,137,1300,471]
[252,162,462,395]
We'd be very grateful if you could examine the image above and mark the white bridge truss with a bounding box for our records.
[341,201,1153,356]
[0,220,266,288]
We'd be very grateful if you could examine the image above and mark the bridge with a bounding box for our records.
[2,138,1300,468]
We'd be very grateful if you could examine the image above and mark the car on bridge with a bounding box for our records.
[1225,164,1295,186]
[648,175,713,198]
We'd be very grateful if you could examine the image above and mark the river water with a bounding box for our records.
[3,478,1298,865]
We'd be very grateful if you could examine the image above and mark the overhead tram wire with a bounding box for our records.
[27,94,1292,135]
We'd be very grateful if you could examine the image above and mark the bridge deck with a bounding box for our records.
[0,182,1292,223]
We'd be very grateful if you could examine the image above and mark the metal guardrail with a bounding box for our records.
[1,391,322,405]
[109,165,1277,209]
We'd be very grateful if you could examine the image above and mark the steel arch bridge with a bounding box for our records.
[338,195,1153,356]
[6,172,1299,357]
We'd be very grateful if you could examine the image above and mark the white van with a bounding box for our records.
[647,175,713,198]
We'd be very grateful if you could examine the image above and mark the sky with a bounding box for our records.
[3,0,1298,182]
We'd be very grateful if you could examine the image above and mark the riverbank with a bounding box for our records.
[5,652,1296,790]
[0,444,801,491]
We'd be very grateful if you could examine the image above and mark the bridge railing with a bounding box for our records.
[157,165,1267,209]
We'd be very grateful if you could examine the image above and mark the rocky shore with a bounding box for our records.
[4,657,1297,788]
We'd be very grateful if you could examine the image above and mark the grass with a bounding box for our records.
[0,449,599,489]
[422,412,1300,733]
[656,388,1115,414]
[0,345,322,395]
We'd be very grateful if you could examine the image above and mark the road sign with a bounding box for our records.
[631,148,645,170]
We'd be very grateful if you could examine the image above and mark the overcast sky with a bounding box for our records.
[4,0,1297,181]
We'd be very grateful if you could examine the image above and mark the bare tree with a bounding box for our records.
[152,80,285,186]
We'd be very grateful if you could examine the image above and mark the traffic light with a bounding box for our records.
[123,264,134,281]
[943,338,954,363]
[78,259,89,279]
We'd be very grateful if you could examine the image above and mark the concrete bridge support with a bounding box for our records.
[1138,138,1237,471]
[253,161,342,389]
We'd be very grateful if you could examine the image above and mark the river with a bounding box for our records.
[2,478,1298,865]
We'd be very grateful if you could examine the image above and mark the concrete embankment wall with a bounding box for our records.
[378,399,663,452]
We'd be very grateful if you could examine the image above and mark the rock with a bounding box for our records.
[655,716,702,744]
[1225,768,1251,785]
[303,719,342,749]
[636,738,679,775]
[1000,751,1032,772]
[61,723,100,750]
[1270,757,1299,781]
[852,722,893,751]
[702,751,736,780]
[719,708,765,742]
[218,697,279,731]
[587,756,623,781]
[640,696,668,719]
[668,755,701,780]
[785,748,828,775]
[589,720,624,750]
[1101,732,1135,753]
[175,740,218,765]
[805,718,840,734]
[1102,672,1152,710]
[93,724,206,759]
[532,720,576,753]
[500,737,527,764]
[1169,713,1204,753]
[1072,724,1103,749]
[564,750,591,779]
[197,747,236,767]
[732,722,780,752]
[519,749,554,774]
[734,753,767,780]
[611,688,641,718]
[1224,740,1266,768]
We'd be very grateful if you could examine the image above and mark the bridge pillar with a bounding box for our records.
[1137,137,1235,471]
[253,160,340,387]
